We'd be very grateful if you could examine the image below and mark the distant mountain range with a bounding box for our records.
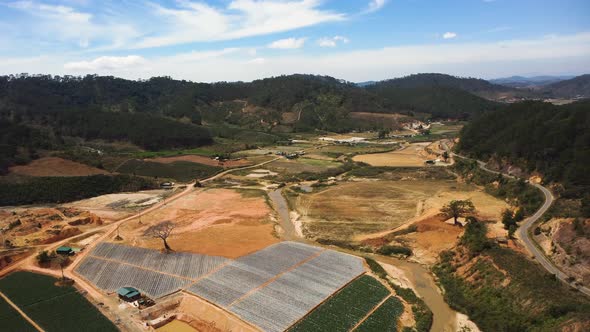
[489,75,575,88]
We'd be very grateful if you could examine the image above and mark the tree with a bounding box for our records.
[502,209,517,230]
[36,250,52,264]
[441,199,476,226]
[378,129,390,139]
[442,151,450,162]
[144,221,175,252]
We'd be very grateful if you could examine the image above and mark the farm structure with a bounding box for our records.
[75,241,366,332]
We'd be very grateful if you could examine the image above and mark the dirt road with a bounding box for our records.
[452,152,590,297]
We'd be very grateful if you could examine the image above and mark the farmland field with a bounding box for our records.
[293,178,508,241]
[289,275,390,332]
[0,271,117,332]
[352,143,431,167]
[116,159,221,182]
[76,242,229,298]
[0,296,36,332]
[354,297,404,332]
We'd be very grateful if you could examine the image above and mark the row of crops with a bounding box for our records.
[76,257,192,298]
[289,275,401,332]
[74,241,375,332]
[188,241,324,306]
[0,271,117,332]
[229,250,366,332]
[90,242,229,279]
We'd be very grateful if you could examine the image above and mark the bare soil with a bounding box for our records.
[352,143,432,167]
[8,157,109,177]
[116,189,277,258]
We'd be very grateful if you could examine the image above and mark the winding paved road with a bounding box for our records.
[451,152,590,296]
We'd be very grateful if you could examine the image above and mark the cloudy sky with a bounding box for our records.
[1,0,589,82]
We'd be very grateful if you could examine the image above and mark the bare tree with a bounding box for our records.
[144,221,175,252]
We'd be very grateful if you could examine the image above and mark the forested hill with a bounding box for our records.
[367,83,502,119]
[457,100,590,197]
[540,74,590,98]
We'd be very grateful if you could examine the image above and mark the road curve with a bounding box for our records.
[452,152,590,296]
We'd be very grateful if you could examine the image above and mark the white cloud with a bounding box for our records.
[365,0,387,13]
[64,55,146,71]
[135,0,345,48]
[5,1,138,49]
[318,35,350,47]
[268,37,306,49]
[3,32,590,82]
[443,32,458,39]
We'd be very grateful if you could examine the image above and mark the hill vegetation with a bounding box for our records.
[457,101,590,204]
[540,74,590,98]
[0,73,510,174]
[434,219,590,331]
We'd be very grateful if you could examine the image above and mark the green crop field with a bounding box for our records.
[0,272,117,332]
[0,296,36,332]
[117,159,221,182]
[289,275,390,332]
[354,297,404,332]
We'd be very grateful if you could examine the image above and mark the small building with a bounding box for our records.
[117,287,141,302]
[160,182,174,189]
[425,160,436,165]
[56,246,74,256]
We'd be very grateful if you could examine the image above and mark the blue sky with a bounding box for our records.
[0,0,589,82]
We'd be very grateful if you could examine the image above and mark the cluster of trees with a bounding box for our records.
[458,101,590,209]
[501,209,525,238]
[0,174,157,205]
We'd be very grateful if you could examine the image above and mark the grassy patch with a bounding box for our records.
[289,275,390,332]
[117,159,221,182]
[0,272,117,332]
[355,297,404,332]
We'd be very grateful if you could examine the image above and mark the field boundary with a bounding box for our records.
[0,290,45,332]
[350,295,392,331]
[180,289,263,332]
[284,272,367,330]
[228,248,327,307]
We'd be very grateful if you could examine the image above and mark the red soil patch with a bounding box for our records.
[149,155,252,168]
[9,157,109,177]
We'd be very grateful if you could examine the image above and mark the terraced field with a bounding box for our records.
[0,271,117,332]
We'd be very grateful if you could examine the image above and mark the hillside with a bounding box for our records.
[540,74,590,98]
[366,84,502,119]
[490,75,574,88]
[368,73,531,100]
[457,100,590,205]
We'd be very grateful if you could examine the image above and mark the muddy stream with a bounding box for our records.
[268,188,458,332]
